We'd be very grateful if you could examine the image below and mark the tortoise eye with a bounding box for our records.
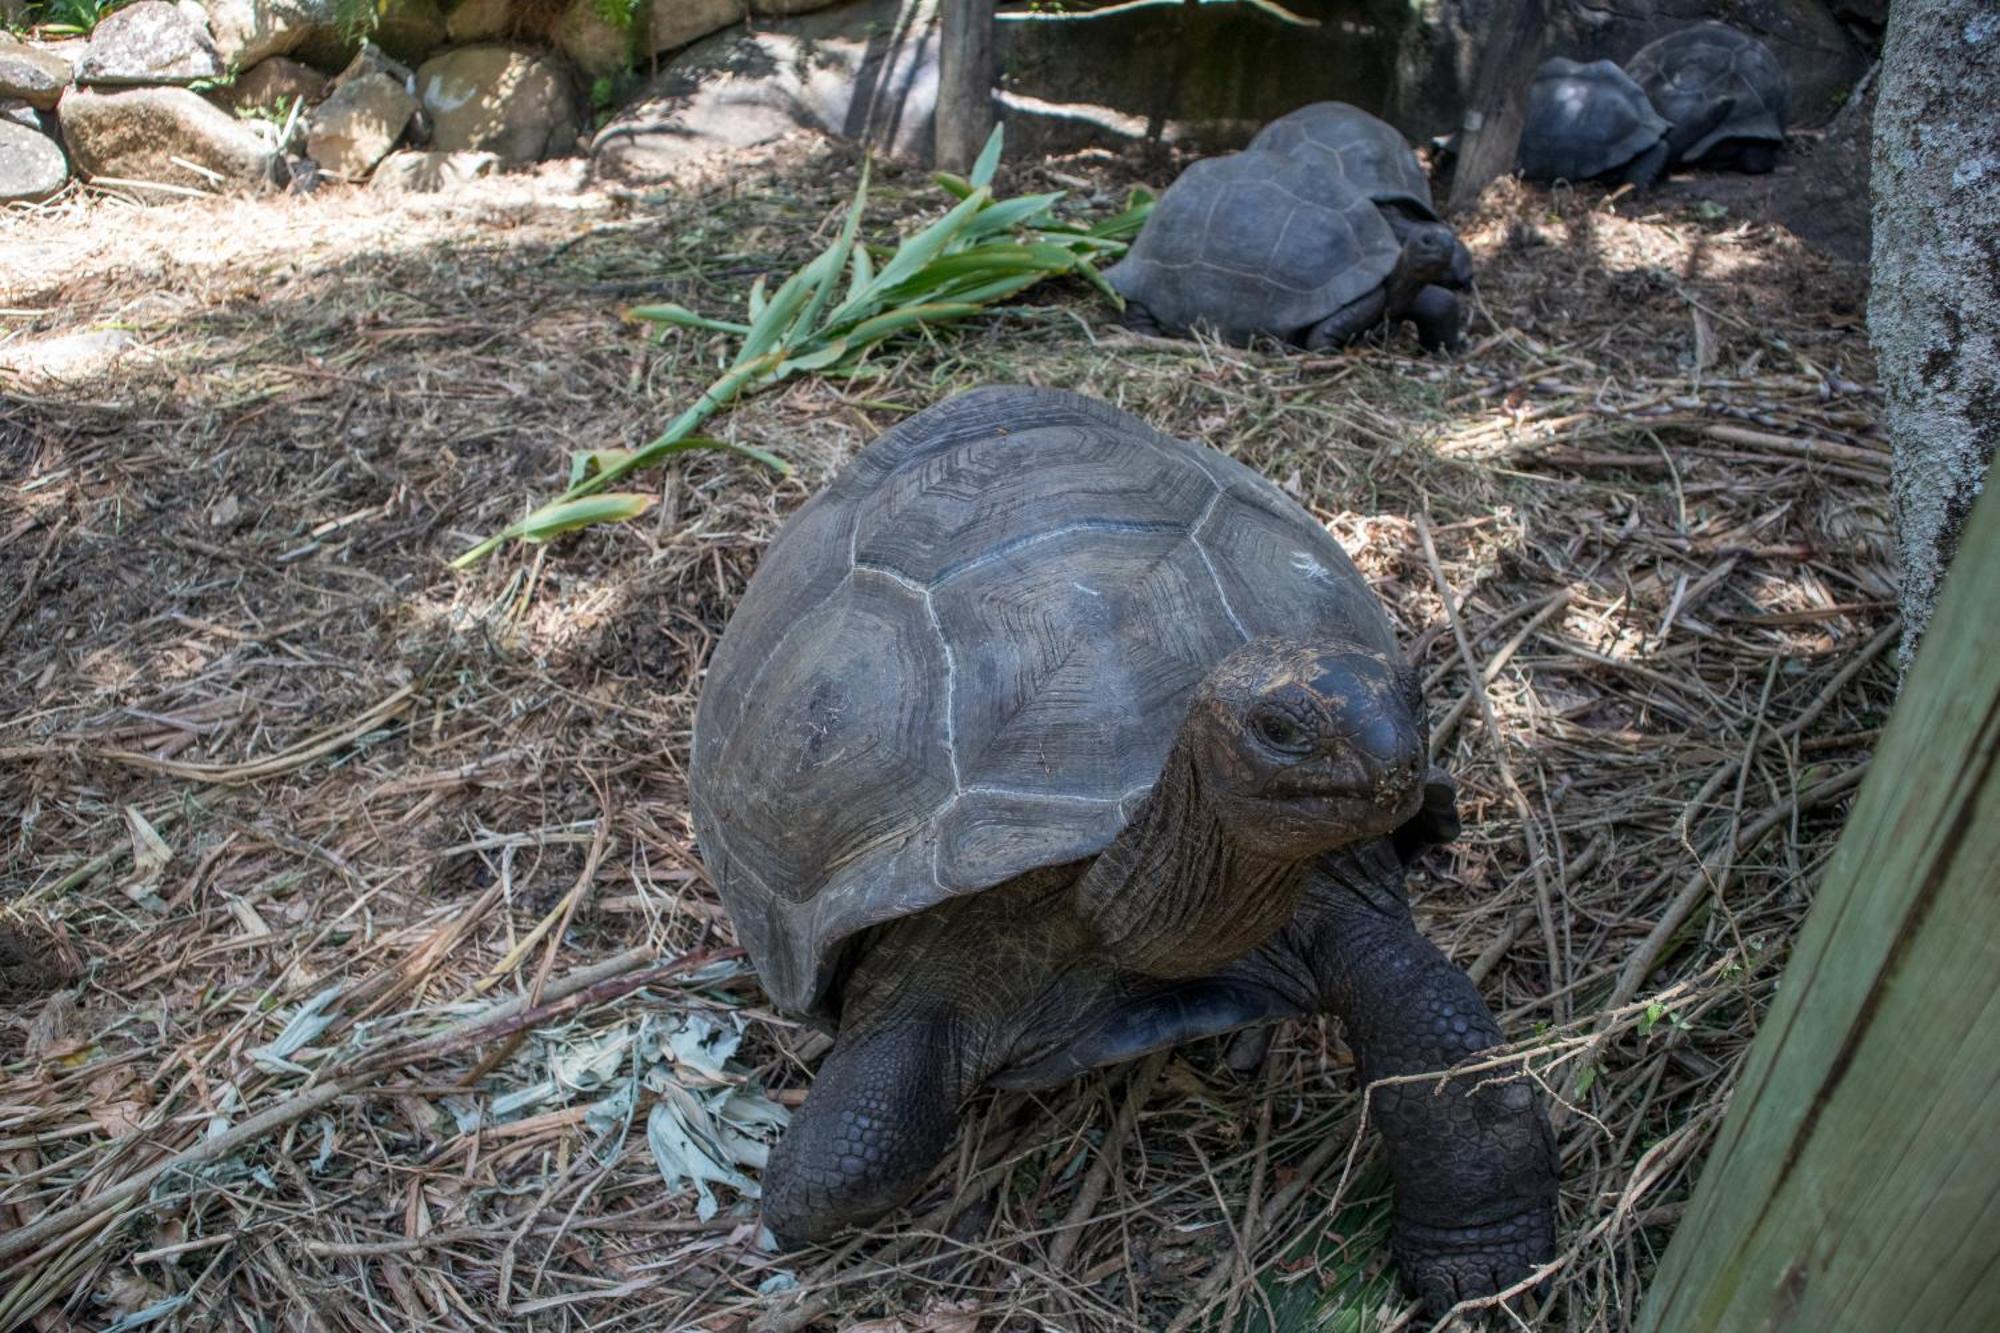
[1251,707,1315,755]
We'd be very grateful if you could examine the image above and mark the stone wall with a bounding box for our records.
[0,0,1879,203]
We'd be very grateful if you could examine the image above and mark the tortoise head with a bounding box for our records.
[1392,222,1460,292]
[1186,637,1428,860]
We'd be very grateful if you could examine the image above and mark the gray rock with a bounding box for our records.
[372,0,447,65]
[307,71,416,179]
[330,42,415,92]
[417,45,578,163]
[58,84,282,190]
[203,0,340,70]
[598,0,941,176]
[0,119,67,201]
[1,97,44,130]
[226,57,330,113]
[0,38,75,111]
[557,0,639,79]
[368,147,499,193]
[446,0,513,43]
[648,0,744,58]
[75,1,222,86]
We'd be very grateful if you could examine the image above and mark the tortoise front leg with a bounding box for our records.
[1407,285,1463,355]
[1302,288,1389,350]
[1288,842,1558,1314]
[761,1008,969,1245]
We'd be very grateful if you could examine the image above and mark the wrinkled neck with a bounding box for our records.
[1384,249,1433,315]
[1075,737,1305,977]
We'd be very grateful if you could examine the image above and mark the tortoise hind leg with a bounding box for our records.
[1733,142,1778,175]
[1120,300,1166,336]
[761,1008,969,1245]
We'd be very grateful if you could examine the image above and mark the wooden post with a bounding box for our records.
[1637,462,2000,1331]
[1444,0,1547,214]
[936,0,996,172]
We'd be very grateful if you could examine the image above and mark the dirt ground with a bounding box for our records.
[1,141,1893,1331]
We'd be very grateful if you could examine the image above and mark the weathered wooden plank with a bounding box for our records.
[1639,464,2000,1332]
[935,0,996,172]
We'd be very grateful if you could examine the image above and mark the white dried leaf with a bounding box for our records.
[646,1083,759,1221]
[246,984,344,1074]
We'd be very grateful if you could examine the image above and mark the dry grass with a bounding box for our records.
[0,142,1893,1332]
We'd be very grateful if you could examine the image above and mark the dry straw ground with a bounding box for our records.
[1,140,1894,1332]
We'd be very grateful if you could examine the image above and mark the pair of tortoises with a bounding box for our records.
[1107,102,1475,354]
[692,387,1559,1315]
[1522,23,1790,188]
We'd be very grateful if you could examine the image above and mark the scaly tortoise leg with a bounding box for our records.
[1295,842,1558,1313]
[760,1008,969,1245]
[1226,840,1557,1316]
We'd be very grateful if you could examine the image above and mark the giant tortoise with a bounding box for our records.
[1249,101,1475,290]
[1106,148,1463,353]
[690,387,1558,1311]
[1520,56,1733,188]
[1627,23,1789,174]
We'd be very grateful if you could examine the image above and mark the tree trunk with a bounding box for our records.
[1869,0,2000,672]
[935,0,996,172]
[1443,0,1547,214]
[1635,462,2000,1331]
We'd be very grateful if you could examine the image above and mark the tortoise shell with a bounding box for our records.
[1103,149,1400,345]
[690,388,1400,1017]
[1519,57,1668,183]
[1248,101,1439,222]
[1627,23,1789,163]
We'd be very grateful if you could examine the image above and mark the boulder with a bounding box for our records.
[1769,65,1876,263]
[557,0,640,79]
[307,71,417,178]
[58,85,283,189]
[446,0,513,43]
[372,0,448,65]
[0,119,67,201]
[417,45,578,162]
[368,146,499,192]
[0,97,43,130]
[330,42,415,92]
[75,1,221,85]
[225,56,330,112]
[648,0,743,58]
[598,0,941,175]
[749,0,848,12]
[0,38,76,110]
[203,0,341,70]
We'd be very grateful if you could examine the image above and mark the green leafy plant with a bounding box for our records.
[22,0,135,35]
[592,0,646,27]
[454,127,1153,567]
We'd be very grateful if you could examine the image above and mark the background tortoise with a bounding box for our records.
[690,387,1557,1311]
[1105,145,1463,352]
[1519,56,1733,189]
[1628,23,1789,175]
[1248,101,1475,290]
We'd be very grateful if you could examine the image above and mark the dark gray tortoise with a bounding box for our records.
[1105,146,1463,353]
[1248,101,1475,295]
[1627,23,1789,175]
[1520,56,1733,189]
[690,387,1558,1313]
